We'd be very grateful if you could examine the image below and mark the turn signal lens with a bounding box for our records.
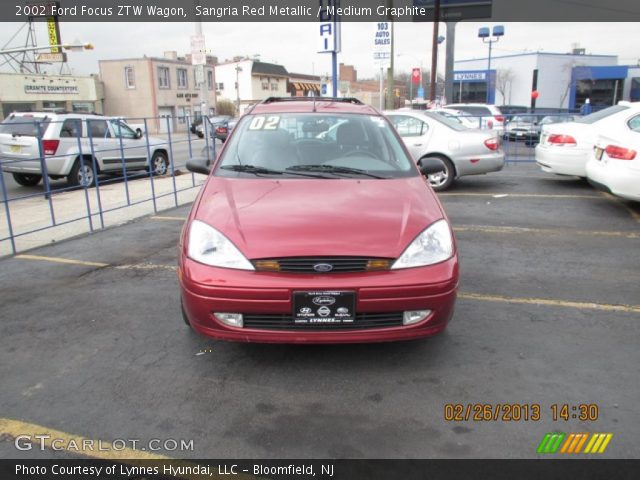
[365,259,391,271]
[254,260,280,272]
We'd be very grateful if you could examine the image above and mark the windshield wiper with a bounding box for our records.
[220,164,331,179]
[287,164,388,179]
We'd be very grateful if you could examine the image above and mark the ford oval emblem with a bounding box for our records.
[312,296,336,306]
[313,263,333,273]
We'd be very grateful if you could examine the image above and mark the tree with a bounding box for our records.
[495,68,515,105]
[216,99,236,116]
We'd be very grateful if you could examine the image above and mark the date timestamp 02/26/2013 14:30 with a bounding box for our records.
[444,403,600,422]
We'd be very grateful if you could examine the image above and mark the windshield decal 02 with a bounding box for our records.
[248,116,281,130]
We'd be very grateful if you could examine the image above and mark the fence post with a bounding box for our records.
[116,120,131,205]
[35,120,56,224]
[143,118,158,214]
[0,166,16,255]
[74,119,94,232]
[86,119,105,229]
[165,116,179,207]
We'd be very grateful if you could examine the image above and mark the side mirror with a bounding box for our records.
[418,157,445,176]
[186,156,212,175]
[135,130,143,139]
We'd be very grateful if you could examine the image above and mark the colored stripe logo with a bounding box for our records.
[537,433,613,454]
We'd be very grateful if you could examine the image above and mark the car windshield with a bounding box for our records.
[216,112,418,179]
[0,115,51,137]
[576,105,629,124]
[511,115,535,124]
[424,112,468,131]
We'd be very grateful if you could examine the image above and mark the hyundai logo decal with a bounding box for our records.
[313,263,333,272]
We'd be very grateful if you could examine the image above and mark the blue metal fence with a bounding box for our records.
[0,114,218,256]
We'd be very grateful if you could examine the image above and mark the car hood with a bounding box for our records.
[193,176,444,259]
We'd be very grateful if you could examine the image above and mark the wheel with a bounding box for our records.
[422,155,455,192]
[150,151,169,176]
[67,158,96,187]
[12,173,42,187]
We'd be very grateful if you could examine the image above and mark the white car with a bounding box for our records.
[585,116,640,201]
[444,103,505,134]
[535,102,640,178]
[386,110,505,191]
[0,112,170,187]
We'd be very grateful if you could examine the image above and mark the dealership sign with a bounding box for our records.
[24,84,79,94]
[454,72,487,81]
[373,21,391,67]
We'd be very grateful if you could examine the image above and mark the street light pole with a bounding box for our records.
[478,25,504,104]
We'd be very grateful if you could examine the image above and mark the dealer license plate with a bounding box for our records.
[293,291,355,325]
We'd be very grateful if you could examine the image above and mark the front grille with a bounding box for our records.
[253,256,391,273]
[243,312,404,330]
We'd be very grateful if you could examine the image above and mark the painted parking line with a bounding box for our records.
[453,224,639,239]
[0,417,254,479]
[439,192,602,199]
[15,254,176,271]
[15,254,108,268]
[458,292,640,314]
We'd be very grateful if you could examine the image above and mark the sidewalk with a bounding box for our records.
[0,172,206,256]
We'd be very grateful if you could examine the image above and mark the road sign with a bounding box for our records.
[373,22,391,67]
[35,52,65,63]
[417,87,425,99]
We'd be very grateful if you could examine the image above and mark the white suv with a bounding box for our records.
[444,103,505,134]
[0,112,170,187]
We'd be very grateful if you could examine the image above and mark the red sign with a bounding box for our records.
[411,68,421,85]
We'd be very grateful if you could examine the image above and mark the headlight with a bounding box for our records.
[391,219,453,269]
[187,220,254,270]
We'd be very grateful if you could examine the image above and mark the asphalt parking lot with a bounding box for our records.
[1,162,639,460]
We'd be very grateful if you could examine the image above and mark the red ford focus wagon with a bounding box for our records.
[179,97,459,343]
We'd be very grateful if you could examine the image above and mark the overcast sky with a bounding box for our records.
[1,22,638,79]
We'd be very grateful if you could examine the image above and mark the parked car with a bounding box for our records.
[212,118,238,143]
[503,115,544,143]
[194,115,231,139]
[180,97,459,343]
[0,112,170,187]
[431,108,478,129]
[386,110,505,191]
[535,102,640,178]
[585,115,640,201]
[444,103,506,134]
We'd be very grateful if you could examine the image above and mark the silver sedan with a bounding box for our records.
[385,110,505,191]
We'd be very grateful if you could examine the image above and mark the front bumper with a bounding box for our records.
[179,256,459,344]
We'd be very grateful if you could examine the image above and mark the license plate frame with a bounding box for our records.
[293,291,356,325]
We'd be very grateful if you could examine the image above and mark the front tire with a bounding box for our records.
[12,173,42,187]
[67,158,96,187]
[422,155,455,192]
[150,151,169,176]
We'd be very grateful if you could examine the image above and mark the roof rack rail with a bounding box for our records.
[260,96,363,105]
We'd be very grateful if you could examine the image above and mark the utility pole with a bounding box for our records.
[429,0,441,101]
[385,2,394,110]
[194,16,208,118]
[444,22,457,104]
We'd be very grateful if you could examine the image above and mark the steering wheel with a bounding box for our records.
[342,150,379,159]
